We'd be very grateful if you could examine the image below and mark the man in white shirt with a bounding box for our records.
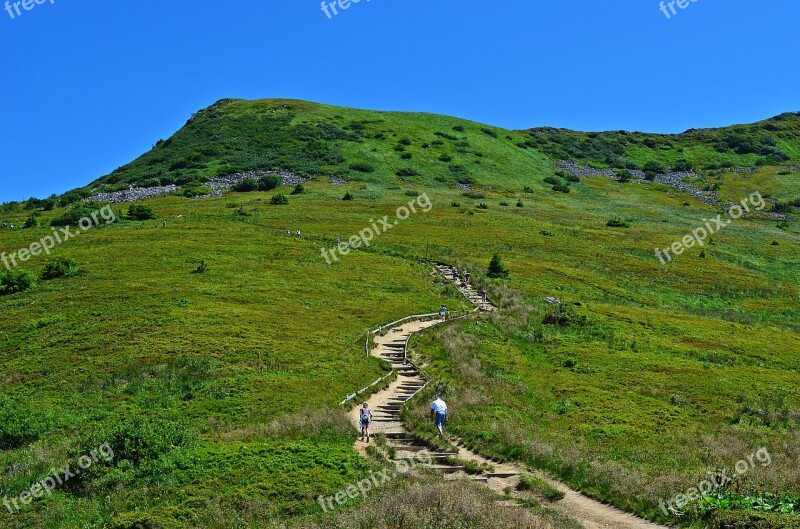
[430,396,448,437]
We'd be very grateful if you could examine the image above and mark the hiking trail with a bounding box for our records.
[348,263,670,529]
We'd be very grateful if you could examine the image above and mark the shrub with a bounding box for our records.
[232,178,259,192]
[643,160,665,179]
[463,192,485,199]
[615,169,633,183]
[523,186,534,193]
[672,159,694,172]
[51,207,96,227]
[404,190,420,197]
[481,128,498,138]
[290,184,305,195]
[499,201,509,206]
[127,204,157,220]
[258,175,283,191]
[439,154,453,162]
[552,183,571,193]
[349,163,375,173]
[543,176,560,186]
[476,203,488,210]
[40,257,77,280]
[607,217,629,228]
[0,269,35,295]
[452,125,465,132]
[564,173,580,183]
[398,138,412,146]
[451,202,461,207]
[270,193,289,205]
[400,152,413,160]
[69,414,197,492]
[23,214,38,229]
[0,396,51,449]
[396,168,419,177]
[181,184,212,198]
[191,260,208,274]
[487,252,509,279]
[543,304,587,326]
[516,201,524,207]
[343,192,354,201]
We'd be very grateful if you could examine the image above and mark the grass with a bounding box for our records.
[0,99,797,528]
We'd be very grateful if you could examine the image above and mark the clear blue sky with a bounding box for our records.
[1,0,798,202]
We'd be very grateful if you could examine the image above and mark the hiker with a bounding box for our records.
[464,270,471,285]
[296,229,301,237]
[439,305,447,321]
[287,229,291,236]
[451,266,458,281]
[336,237,341,245]
[360,402,372,442]
[430,396,448,438]
[482,288,487,303]
[163,221,167,229]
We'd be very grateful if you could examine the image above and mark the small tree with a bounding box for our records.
[487,252,509,279]
[40,257,77,280]
[342,192,354,201]
[127,205,156,220]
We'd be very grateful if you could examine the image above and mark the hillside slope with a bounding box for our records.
[0,100,798,529]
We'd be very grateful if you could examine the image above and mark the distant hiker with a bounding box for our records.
[296,229,301,237]
[163,221,167,229]
[439,305,447,321]
[464,270,471,285]
[360,403,372,442]
[482,288,487,303]
[336,237,341,245]
[451,266,458,281]
[431,396,448,438]
[287,229,292,236]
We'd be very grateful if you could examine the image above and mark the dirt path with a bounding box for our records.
[348,264,671,529]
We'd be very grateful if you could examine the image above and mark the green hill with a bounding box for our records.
[0,99,798,529]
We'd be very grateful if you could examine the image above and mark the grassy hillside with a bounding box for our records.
[0,99,798,528]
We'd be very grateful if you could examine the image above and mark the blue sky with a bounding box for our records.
[0,0,798,202]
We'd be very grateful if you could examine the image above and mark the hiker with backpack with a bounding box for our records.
[360,402,372,442]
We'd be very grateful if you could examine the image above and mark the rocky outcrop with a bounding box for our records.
[87,170,305,203]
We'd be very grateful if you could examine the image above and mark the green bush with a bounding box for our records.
[396,168,419,177]
[643,161,665,179]
[607,217,629,228]
[476,203,488,210]
[40,257,77,280]
[69,414,198,491]
[51,207,96,227]
[23,214,38,229]
[349,163,375,173]
[343,192,354,201]
[481,128,498,138]
[543,176,560,186]
[181,184,212,198]
[0,396,51,449]
[552,183,571,193]
[439,154,453,162]
[270,193,289,205]
[290,184,305,195]
[127,204,157,220]
[0,269,34,295]
[232,175,282,193]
